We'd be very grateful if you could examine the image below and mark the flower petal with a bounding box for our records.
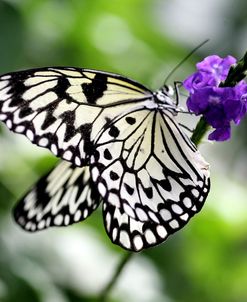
[208,126,231,141]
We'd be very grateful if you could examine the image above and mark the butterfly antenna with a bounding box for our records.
[163,39,209,85]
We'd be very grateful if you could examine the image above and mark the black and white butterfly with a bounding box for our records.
[0,67,210,251]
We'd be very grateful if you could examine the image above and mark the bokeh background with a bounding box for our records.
[0,0,247,301]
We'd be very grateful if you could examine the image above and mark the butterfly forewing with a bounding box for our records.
[0,67,151,166]
[13,161,102,231]
[90,108,210,251]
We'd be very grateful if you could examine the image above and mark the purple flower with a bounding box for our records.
[183,55,247,141]
[183,72,217,93]
[196,55,236,82]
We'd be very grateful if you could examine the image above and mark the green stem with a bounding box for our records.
[99,252,133,302]
[191,117,210,146]
[97,50,247,302]
[191,51,247,144]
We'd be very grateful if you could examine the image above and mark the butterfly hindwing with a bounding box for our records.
[103,201,170,251]
[90,108,210,251]
[13,161,102,232]
[0,67,151,166]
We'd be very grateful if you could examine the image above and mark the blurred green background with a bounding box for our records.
[0,0,247,301]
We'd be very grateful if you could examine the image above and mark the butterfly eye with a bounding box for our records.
[162,85,174,96]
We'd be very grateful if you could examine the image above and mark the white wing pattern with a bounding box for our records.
[0,67,210,251]
[0,67,150,166]
[13,161,101,231]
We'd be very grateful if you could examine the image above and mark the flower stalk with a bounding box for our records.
[190,117,210,146]
[99,252,133,301]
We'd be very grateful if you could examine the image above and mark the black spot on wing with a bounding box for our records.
[126,116,136,125]
[144,187,153,199]
[110,171,119,180]
[9,73,26,93]
[9,82,27,106]
[82,73,107,104]
[60,110,76,141]
[55,77,71,100]
[41,101,59,130]
[124,183,134,195]
[104,148,112,160]
[109,125,119,138]
[19,106,34,118]
[78,123,93,155]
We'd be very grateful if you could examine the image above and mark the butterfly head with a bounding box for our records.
[161,84,174,97]
[154,86,177,113]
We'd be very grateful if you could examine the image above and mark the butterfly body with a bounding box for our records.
[0,67,210,251]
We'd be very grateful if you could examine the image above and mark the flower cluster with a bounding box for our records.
[183,55,247,141]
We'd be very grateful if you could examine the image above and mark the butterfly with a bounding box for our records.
[0,67,210,251]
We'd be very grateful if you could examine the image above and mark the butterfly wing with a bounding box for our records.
[0,67,151,166]
[103,202,169,251]
[13,161,101,231]
[90,108,210,251]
